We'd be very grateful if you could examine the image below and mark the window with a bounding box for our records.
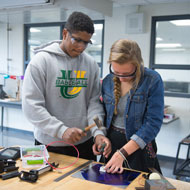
[150,15,190,98]
[24,21,104,77]
[86,21,104,77]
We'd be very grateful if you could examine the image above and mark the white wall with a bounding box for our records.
[0,23,7,74]
[0,23,34,132]
[8,24,24,76]
[0,23,24,75]
[0,2,190,158]
[3,108,34,132]
[157,97,190,158]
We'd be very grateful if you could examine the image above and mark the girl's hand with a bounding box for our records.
[105,151,124,174]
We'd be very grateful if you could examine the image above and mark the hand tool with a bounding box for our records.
[0,170,20,180]
[54,160,93,182]
[99,143,106,153]
[99,143,106,166]
[19,162,59,183]
[4,165,19,172]
[99,143,107,172]
[83,116,103,132]
[0,159,17,173]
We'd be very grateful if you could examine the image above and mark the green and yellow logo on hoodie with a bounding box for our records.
[56,70,87,99]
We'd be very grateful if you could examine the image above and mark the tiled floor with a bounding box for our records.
[158,155,190,182]
[1,127,190,183]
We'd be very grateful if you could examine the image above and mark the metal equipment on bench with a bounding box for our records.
[173,134,190,179]
[19,162,59,182]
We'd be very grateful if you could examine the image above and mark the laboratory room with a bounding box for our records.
[0,0,190,189]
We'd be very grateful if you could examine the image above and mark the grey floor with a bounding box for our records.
[1,127,190,183]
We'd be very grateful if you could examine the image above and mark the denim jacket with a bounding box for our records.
[102,67,164,149]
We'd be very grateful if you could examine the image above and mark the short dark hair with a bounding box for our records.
[65,11,94,34]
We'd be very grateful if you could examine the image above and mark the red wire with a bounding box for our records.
[43,141,80,170]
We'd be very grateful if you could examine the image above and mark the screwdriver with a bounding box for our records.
[99,143,106,166]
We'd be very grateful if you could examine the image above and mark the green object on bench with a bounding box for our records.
[27,159,44,165]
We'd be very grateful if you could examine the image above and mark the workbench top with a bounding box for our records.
[1,152,190,190]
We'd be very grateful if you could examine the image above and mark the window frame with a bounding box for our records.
[149,14,190,98]
[24,20,104,77]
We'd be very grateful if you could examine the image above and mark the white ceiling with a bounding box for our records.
[0,0,190,24]
[112,0,190,7]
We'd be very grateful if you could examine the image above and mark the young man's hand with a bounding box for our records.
[62,128,86,144]
[92,135,112,158]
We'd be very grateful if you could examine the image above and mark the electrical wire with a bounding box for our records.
[43,140,80,170]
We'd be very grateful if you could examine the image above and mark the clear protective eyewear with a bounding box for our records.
[68,32,92,47]
[109,64,137,78]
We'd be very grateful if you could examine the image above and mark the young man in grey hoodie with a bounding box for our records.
[22,12,111,160]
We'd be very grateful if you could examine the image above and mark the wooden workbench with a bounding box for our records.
[1,152,190,190]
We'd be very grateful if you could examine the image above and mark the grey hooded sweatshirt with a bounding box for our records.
[22,41,105,146]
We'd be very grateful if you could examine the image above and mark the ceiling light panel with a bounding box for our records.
[0,0,52,9]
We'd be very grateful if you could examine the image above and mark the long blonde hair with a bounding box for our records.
[108,39,144,114]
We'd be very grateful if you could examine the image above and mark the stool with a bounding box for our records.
[173,134,190,179]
